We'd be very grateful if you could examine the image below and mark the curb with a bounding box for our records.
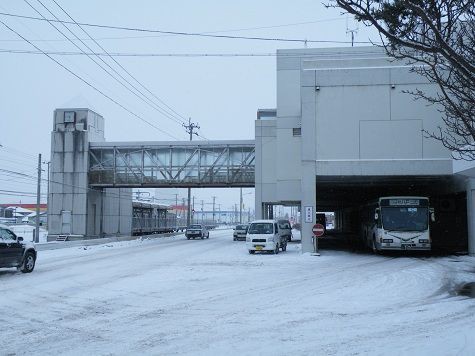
[35,232,183,251]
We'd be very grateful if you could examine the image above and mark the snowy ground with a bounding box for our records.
[1,229,474,355]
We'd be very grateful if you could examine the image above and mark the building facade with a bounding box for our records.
[255,47,474,254]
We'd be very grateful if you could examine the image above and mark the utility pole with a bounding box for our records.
[212,196,216,224]
[174,193,178,228]
[192,195,195,224]
[346,17,358,47]
[35,154,42,243]
[182,197,186,227]
[43,160,51,216]
[239,187,243,224]
[183,118,200,227]
[200,200,204,223]
[218,204,221,224]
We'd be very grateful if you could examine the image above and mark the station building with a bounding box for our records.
[255,46,475,254]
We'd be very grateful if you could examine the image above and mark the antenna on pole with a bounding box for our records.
[346,16,359,47]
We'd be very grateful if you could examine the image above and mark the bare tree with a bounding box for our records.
[328,1,475,160]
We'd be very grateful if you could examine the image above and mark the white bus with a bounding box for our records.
[361,196,435,252]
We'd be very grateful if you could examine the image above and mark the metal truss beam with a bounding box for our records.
[88,141,255,188]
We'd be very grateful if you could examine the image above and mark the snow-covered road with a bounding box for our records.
[1,229,474,355]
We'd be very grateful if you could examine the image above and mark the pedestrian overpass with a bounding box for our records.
[47,108,255,240]
[88,141,255,188]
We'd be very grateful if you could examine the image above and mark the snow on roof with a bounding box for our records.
[6,206,34,214]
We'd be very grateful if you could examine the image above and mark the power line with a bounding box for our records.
[0,189,47,196]
[48,0,188,126]
[0,145,38,159]
[24,0,188,130]
[0,11,374,44]
[0,18,181,140]
[49,0,189,124]
[0,49,377,57]
[0,16,347,42]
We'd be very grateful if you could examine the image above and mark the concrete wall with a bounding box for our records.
[255,117,276,219]
[48,108,132,239]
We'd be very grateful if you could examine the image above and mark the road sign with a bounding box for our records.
[312,223,325,237]
[304,206,313,223]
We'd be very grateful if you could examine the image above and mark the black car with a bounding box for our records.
[0,224,37,273]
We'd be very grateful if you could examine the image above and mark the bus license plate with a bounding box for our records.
[255,246,263,250]
[402,244,414,249]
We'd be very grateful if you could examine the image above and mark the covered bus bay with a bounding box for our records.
[313,175,468,253]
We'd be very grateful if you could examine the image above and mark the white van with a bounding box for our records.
[246,220,287,254]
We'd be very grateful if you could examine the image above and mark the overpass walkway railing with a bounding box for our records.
[88,140,255,188]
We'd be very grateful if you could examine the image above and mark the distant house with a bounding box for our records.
[0,204,47,224]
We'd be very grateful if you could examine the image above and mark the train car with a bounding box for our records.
[132,201,173,235]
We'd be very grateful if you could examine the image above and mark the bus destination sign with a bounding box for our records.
[381,198,428,207]
[389,199,420,206]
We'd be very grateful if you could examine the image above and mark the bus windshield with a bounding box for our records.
[381,207,428,231]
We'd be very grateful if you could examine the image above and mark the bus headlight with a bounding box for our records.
[419,239,429,243]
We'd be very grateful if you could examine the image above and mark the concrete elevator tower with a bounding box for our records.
[47,108,131,240]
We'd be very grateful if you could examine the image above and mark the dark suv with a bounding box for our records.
[0,224,37,273]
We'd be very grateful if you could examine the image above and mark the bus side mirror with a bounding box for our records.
[430,208,435,222]
[374,208,379,221]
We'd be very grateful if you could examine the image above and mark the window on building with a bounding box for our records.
[292,128,301,136]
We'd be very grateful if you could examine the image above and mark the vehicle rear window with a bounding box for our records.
[189,225,202,229]
[236,225,247,229]
[279,223,291,229]
[248,223,273,234]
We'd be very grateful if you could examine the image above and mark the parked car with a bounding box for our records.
[278,219,293,242]
[233,224,248,241]
[246,220,287,254]
[185,224,209,239]
[0,224,37,273]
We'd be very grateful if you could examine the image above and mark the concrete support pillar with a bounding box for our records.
[301,162,316,253]
[467,178,475,256]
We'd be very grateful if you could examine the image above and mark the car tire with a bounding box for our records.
[233,237,236,241]
[272,244,279,254]
[372,237,379,254]
[249,250,255,254]
[20,252,35,273]
[207,233,209,239]
[282,242,287,252]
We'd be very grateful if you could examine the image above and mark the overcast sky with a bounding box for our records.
[0,0,378,211]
